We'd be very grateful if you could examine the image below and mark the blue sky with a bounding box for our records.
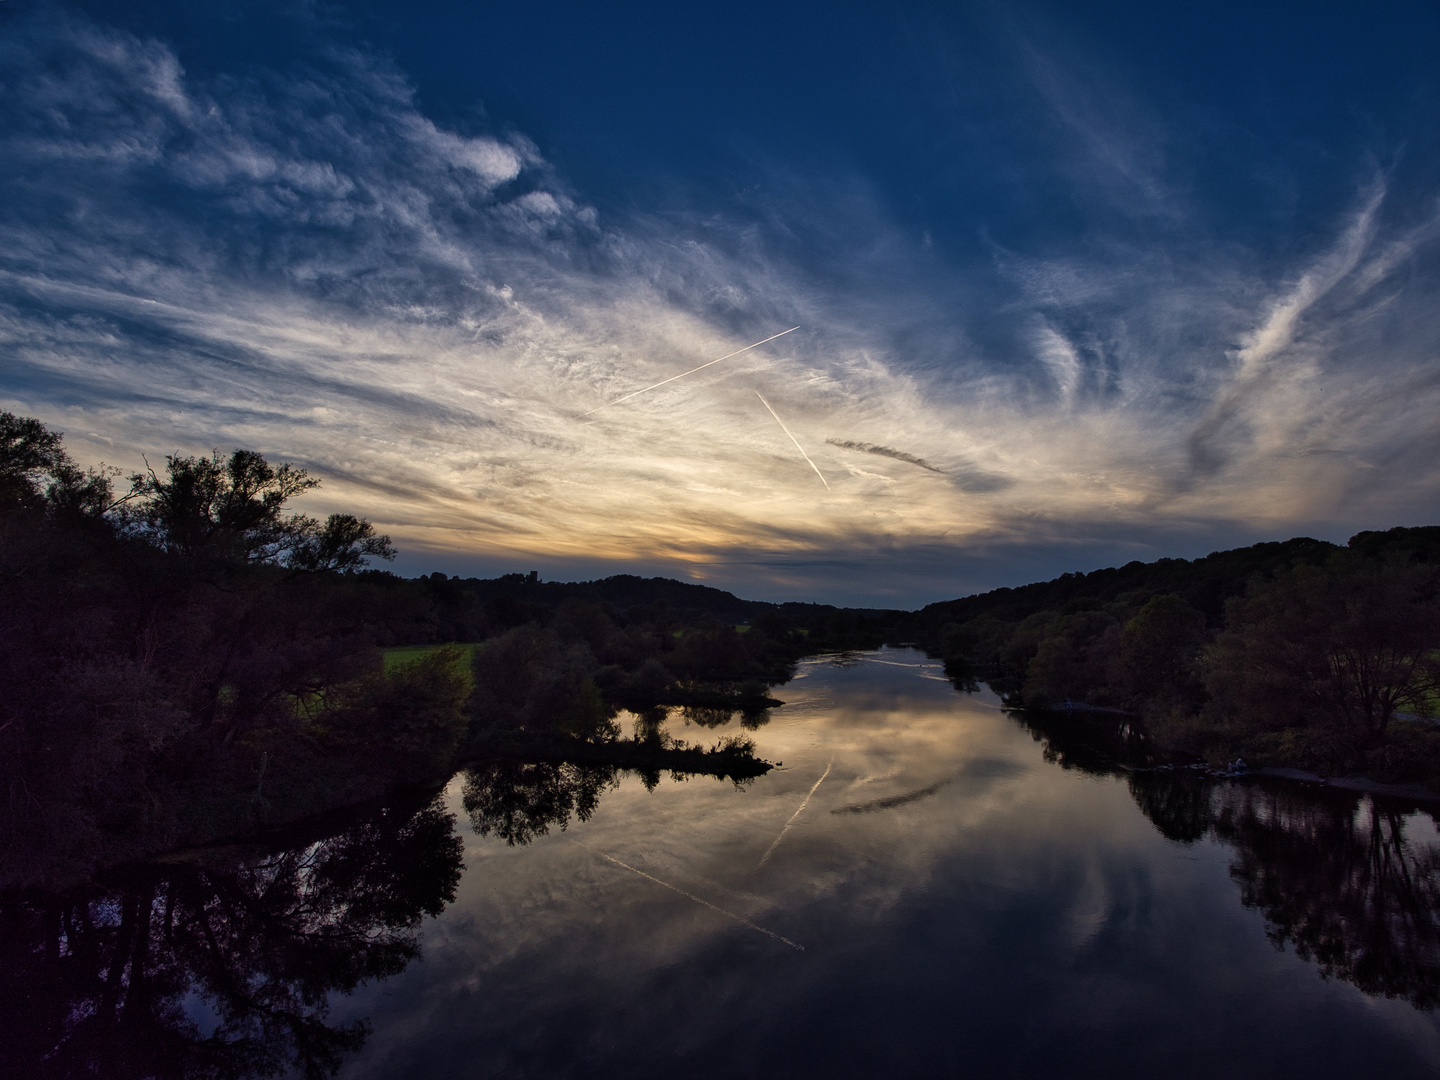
[3,0,1440,605]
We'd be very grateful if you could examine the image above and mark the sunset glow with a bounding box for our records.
[4,3,1438,603]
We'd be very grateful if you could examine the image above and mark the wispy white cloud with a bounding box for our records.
[3,8,1440,603]
[1184,184,1384,479]
[1032,323,1083,404]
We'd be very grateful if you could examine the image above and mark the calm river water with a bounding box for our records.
[10,648,1440,1078]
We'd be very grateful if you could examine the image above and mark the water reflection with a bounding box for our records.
[462,760,618,846]
[1024,706,1440,1010]
[1012,703,1161,774]
[6,654,1440,1079]
[1138,776,1440,1009]
[830,778,951,814]
[678,703,772,730]
[0,795,463,1080]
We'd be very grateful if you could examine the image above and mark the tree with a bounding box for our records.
[1205,555,1440,742]
[126,449,393,570]
[1020,609,1122,707]
[0,410,115,520]
[467,626,614,740]
[0,411,66,508]
[1120,593,1207,708]
[126,449,318,561]
[286,513,397,572]
[327,646,472,775]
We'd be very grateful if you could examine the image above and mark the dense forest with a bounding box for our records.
[902,526,1440,783]
[6,409,1440,890]
[0,414,890,888]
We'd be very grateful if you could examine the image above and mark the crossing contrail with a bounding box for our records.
[573,840,804,951]
[585,327,799,415]
[755,391,831,490]
[758,759,833,867]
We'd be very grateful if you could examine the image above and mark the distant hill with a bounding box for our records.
[402,526,1440,646]
[897,525,1440,650]
[408,569,905,638]
[452,572,765,622]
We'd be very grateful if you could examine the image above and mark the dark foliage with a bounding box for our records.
[0,414,798,887]
[0,796,463,1080]
[0,415,445,888]
[909,527,1440,780]
[1206,554,1440,743]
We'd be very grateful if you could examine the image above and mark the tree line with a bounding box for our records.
[0,414,890,888]
[903,528,1440,782]
[10,405,1439,886]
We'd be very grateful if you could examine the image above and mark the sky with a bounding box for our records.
[3,0,1440,607]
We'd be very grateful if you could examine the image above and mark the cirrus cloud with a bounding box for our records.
[3,6,1440,604]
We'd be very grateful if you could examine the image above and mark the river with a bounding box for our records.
[7,647,1440,1078]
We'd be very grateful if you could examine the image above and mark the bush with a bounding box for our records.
[467,626,616,742]
[328,645,471,776]
[1240,727,1365,776]
[1364,722,1440,786]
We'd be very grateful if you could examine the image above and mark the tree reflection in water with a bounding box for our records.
[9,713,1440,1080]
[1219,786,1440,1008]
[1133,770,1440,1009]
[461,760,619,846]
[0,797,463,1080]
[1022,705,1440,1010]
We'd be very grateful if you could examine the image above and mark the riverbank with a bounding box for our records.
[1019,700,1440,802]
[1250,766,1440,804]
[1,710,780,892]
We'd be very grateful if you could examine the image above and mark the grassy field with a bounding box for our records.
[381,642,484,673]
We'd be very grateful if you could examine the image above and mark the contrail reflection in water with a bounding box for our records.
[571,840,805,952]
[758,759,833,867]
[830,779,950,815]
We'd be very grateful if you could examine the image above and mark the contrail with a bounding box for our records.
[573,840,804,951]
[826,439,945,474]
[586,327,799,415]
[755,392,831,491]
[757,759,832,867]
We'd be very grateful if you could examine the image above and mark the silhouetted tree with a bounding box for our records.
[124,448,393,570]
[0,411,66,508]
[1205,555,1440,743]
[286,513,397,572]
[126,449,318,561]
